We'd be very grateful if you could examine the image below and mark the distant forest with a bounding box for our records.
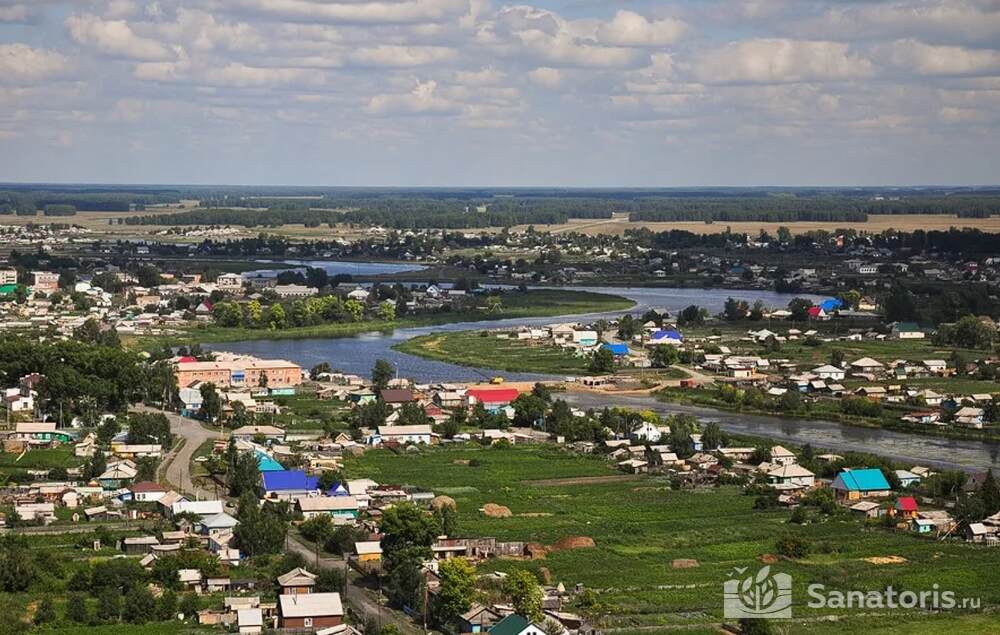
[3,184,1000,227]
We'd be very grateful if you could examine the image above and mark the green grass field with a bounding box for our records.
[0,446,83,480]
[342,445,1000,634]
[395,331,594,376]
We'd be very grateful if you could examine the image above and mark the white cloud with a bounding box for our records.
[596,10,687,47]
[350,45,457,67]
[367,80,459,115]
[0,43,70,83]
[67,13,175,61]
[490,5,641,69]
[453,67,506,86]
[693,39,875,84]
[885,39,1000,76]
[798,1,1000,46]
[223,0,470,25]
[527,67,561,87]
[203,63,321,87]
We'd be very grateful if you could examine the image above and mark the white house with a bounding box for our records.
[811,365,845,381]
[770,446,797,466]
[373,425,434,445]
[767,464,815,490]
[630,421,662,443]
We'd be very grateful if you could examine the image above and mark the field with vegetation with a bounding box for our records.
[396,331,593,376]
[0,446,84,481]
[342,445,999,634]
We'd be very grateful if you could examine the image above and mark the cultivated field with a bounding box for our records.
[513,213,1000,236]
[11,209,995,241]
[343,445,1000,634]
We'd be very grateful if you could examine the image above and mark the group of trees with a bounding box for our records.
[0,336,176,423]
[213,295,373,330]
[1,534,200,630]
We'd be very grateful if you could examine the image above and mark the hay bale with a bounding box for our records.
[431,495,457,511]
[864,556,907,565]
[758,554,779,564]
[671,559,699,569]
[526,543,548,560]
[483,503,512,518]
[551,536,596,551]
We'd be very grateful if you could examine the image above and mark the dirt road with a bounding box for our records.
[136,404,221,499]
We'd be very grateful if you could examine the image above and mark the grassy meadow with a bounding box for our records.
[343,445,999,633]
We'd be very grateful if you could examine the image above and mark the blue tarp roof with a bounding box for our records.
[819,298,843,312]
[652,330,683,340]
[833,468,890,491]
[602,343,630,356]
[261,470,318,492]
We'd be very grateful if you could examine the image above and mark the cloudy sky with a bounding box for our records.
[1,0,999,186]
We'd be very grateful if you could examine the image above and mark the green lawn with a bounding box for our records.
[342,445,1000,633]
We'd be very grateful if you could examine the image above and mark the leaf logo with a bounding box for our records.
[724,564,793,619]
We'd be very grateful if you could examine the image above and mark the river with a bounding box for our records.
[561,392,1000,472]
[207,283,817,383]
[205,266,1000,471]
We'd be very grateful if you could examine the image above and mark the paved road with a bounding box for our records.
[136,404,221,499]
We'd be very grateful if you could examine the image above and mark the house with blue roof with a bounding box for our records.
[831,468,892,501]
[256,451,285,472]
[261,470,319,500]
[602,343,630,357]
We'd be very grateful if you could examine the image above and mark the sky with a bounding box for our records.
[1,0,999,187]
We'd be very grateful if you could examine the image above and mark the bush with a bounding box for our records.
[775,535,810,559]
[789,507,809,525]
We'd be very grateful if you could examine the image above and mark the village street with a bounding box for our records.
[148,404,423,634]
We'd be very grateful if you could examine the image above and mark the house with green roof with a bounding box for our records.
[831,468,892,501]
[489,615,546,635]
[0,283,17,296]
[889,321,925,340]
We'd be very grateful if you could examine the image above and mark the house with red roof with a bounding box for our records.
[806,306,828,320]
[466,388,520,412]
[892,496,919,519]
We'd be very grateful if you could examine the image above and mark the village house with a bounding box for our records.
[769,446,797,466]
[278,592,343,629]
[131,481,168,503]
[831,468,892,500]
[278,567,317,595]
[489,614,547,635]
[372,424,436,445]
[296,496,360,521]
[767,464,816,490]
[261,471,319,500]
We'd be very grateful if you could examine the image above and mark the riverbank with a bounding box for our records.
[655,385,1000,443]
[131,289,634,350]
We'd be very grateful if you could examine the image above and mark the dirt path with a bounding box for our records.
[524,474,644,486]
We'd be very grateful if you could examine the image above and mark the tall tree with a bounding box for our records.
[434,557,477,625]
[502,570,544,622]
[372,359,394,391]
